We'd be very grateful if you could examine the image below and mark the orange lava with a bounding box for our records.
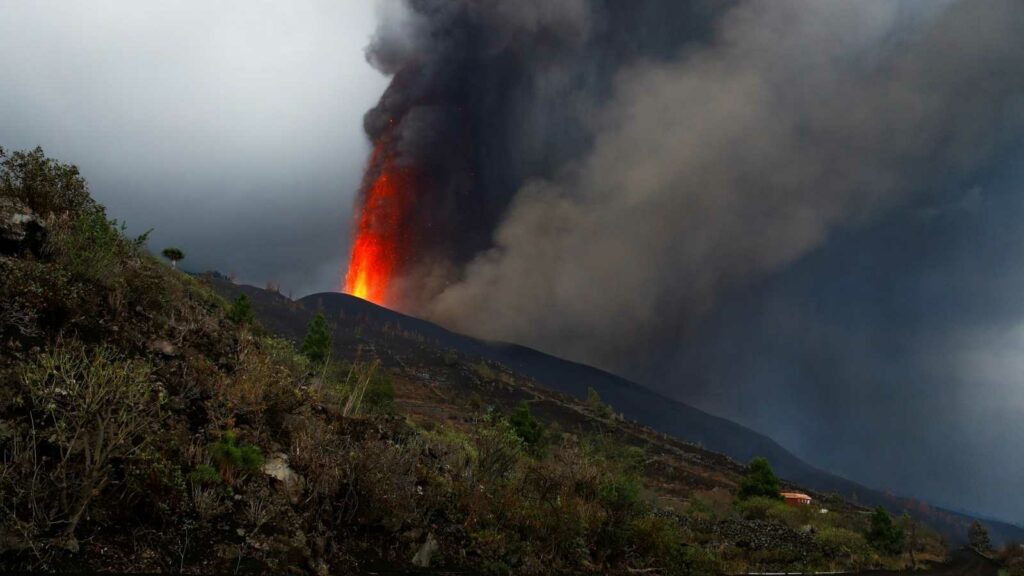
[343,144,411,305]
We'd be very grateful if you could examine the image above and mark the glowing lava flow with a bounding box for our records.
[343,145,412,305]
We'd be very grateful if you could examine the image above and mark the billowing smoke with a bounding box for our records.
[355,0,1024,372]
[350,0,727,309]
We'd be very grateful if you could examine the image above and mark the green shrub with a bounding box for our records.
[817,526,871,560]
[587,386,614,418]
[599,472,642,516]
[0,146,97,217]
[473,416,524,483]
[363,371,396,415]
[596,471,644,559]
[56,211,127,286]
[508,401,547,456]
[736,496,787,520]
[211,431,264,483]
[188,464,223,486]
[866,506,904,555]
[227,294,256,325]
[738,457,782,501]
[766,498,814,528]
[629,515,695,574]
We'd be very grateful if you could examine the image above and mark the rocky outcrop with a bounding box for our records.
[0,198,45,256]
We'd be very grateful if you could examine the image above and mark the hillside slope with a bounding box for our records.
[0,147,1005,574]
[214,283,1024,547]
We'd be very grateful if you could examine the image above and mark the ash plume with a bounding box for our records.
[355,0,727,308]
[358,0,1024,373]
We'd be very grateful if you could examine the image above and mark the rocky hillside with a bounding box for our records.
[0,148,953,574]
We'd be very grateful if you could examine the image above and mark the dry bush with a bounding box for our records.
[352,437,431,530]
[289,417,358,519]
[190,484,226,520]
[2,341,160,545]
[685,488,736,521]
[320,359,393,418]
[218,337,303,420]
[1001,544,1024,576]
[472,418,524,485]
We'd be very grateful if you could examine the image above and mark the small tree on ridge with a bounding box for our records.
[227,294,255,326]
[301,312,331,364]
[161,247,184,268]
[969,520,992,553]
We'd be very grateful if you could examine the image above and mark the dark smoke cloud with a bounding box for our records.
[367,0,1024,521]
[363,0,727,306]
[429,0,1024,366]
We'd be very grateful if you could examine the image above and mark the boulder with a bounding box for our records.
[263,453,304,501]
[411,533,439,568]
[149,339,179,356]
[0,197,46,256]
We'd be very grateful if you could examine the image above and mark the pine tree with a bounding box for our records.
[866,506,905,555]
[586,386,613,418]
[227,294,255,325]
[300,312,331,364]
[508,401,547,456]
[738,457,782,500]
[968,520,992,552]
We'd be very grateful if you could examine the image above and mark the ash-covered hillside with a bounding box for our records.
[0,147,1013,575]
[212,279,1024,551]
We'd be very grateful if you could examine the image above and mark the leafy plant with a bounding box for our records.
[737,457,781,501]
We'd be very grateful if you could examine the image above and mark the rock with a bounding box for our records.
[411,533,438,568]
[149,339,178,356]
[63,535,80,553]
[263,453,304,499]
[0,197,46,256]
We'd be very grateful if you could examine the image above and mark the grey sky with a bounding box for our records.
[0,0,388,295]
